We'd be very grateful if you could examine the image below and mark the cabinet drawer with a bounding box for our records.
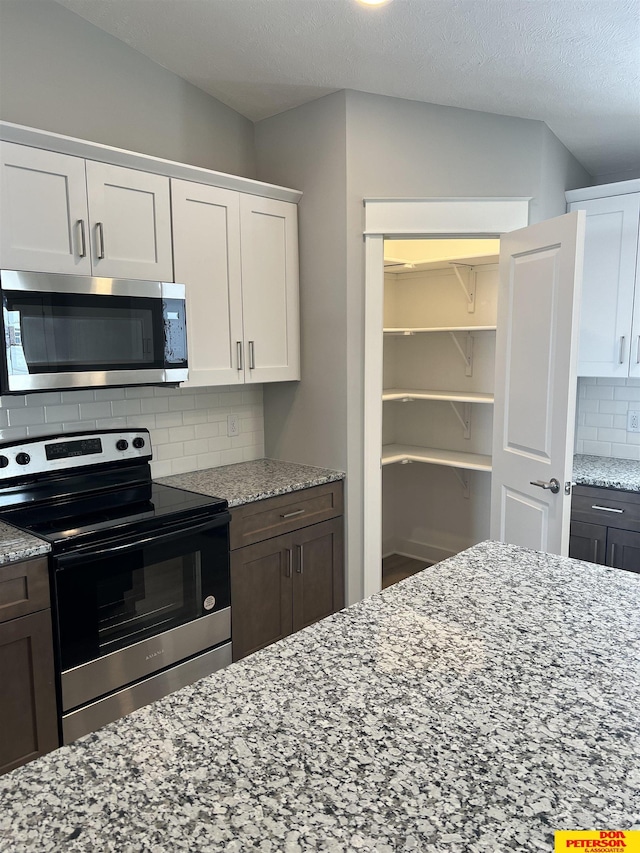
[572,485,640,532]
[0,557,50,624]
[230,481,344,550]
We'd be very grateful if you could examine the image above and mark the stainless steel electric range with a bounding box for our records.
[0,429,231,744]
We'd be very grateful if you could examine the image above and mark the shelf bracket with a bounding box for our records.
[450,402,471,439]
[452,469,471,499]
[450,264,476,314]
[448,331,473,377]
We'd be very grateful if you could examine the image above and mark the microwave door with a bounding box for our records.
[0,271,187,392]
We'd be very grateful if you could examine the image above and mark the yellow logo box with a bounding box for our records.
[555,831,640,851]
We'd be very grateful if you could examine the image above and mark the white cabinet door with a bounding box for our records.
[0,142,91,274]
[172,180,244,386]
[568,193,640,377]
[491,212,585,556]
[85,161,173,281]
[239,196,300,383]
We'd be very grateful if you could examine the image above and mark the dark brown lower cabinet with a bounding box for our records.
[570,485,640,573]
[231,516,344,661]
[607,528,640,572]
[0,605,59,775]
[568,521,607,565]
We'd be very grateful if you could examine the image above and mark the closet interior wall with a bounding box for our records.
[381,241,499,566]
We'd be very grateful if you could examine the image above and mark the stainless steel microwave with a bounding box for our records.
[0,270,188,394]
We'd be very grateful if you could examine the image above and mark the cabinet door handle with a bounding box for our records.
[636,335,640,364]
[609,543,616,566]
[248,340,255,370]
[296,544,303,574]
[591,505,624,514]
[592,540,599,563]
[96,222,105,260]
[76,219,87,258]
[284,548,292,578]
[619,335,626,364]
[236,341,243,371]
[280,509,305,519]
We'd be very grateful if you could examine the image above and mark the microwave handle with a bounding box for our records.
[55,512,230,569]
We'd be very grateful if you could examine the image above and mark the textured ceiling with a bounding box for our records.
[55,0,640,178]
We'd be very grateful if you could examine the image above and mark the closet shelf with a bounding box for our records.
[383,325,496,334]
[381,444,492,472]
[384,253,499,273]
[383,389,494,404]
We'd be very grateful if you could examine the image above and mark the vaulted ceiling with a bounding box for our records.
[55,0,640,178]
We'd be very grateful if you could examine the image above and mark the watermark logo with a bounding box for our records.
[555,831,640,851]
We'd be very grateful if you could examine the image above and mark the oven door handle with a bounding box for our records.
[55,512,230,569]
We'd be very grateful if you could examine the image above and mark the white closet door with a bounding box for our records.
[0,142,91,274]
[85,161,173,281]
[172,180,244,386]
[491,212,585,556]
[569,193,640,377]
[239,196,300,383]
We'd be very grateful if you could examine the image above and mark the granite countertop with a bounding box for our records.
[0,520,50,566]
[157,458,345,507]
[573,453,640,492]
[1,540,638,853]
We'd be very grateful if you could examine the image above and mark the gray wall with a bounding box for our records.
[255,89,592,604]
[256,93,349,472]
[0,0,255,176]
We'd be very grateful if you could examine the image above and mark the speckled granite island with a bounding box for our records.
[158,458,345,506]
[1,540,638,853]
[574,453,640,492]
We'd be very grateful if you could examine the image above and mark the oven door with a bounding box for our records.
[54,512,230,716]
[0,270,187,393]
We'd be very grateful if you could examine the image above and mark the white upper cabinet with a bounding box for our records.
[172,181,300,386]
[0,142,91,275]
[0,142,173,280]
[239,195,300,384]
[567,182,640,377]
[172,181,244,386]
[84,161,172,281]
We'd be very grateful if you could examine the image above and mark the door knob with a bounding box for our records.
[530,478,560,494]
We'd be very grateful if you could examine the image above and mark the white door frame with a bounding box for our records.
[363,197,531,599]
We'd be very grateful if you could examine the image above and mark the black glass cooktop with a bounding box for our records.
[0,483,228,552]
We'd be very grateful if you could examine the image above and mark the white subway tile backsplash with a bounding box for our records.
[576,377,640,461]
[25,392,61,407]
[168,425,196,443]
[140,397,170,415]
[0,383,264,478]
[111,399,142,417]
[45,404,80,423]
[169,395,196,412]
[614,385,640,401]
[195,422,220,440]
[79,401,113,420]
[7,406,45,427]
[154,412,185,429]
[582,439,612,455]
[583,413,614,429]
[584,384,614,400]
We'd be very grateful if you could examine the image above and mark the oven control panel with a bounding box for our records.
[0,429,152,479]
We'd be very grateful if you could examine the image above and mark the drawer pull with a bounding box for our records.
[591,505,624,514]
[281,509,306,519]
